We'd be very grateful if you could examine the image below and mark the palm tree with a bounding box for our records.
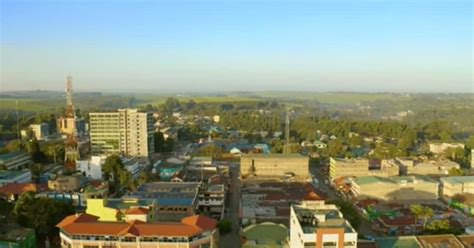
[410,204,434,232]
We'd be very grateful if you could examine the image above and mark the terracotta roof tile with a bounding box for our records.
[125,207,149,215]
[181,215,217,231]
[0,183,47,195]
[56,213,99,228]
[57,213,214,237]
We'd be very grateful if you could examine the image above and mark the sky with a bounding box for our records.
[0,0,472,93]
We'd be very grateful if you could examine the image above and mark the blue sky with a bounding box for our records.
[1,0,472,92]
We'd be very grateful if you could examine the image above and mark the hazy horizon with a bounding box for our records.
[1,0,472,93]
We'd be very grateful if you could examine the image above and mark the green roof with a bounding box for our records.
[0,151,28,162]
[354,176,394,186]
[392,175,437,183]
[375,237,421,248]
[242,153,306,158]
[243,222,288,247]
[441,176,474,184]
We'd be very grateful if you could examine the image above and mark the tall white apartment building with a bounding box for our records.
[89,109,154,157]
[290,201,358,248]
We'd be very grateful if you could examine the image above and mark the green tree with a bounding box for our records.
[102,155,128,193]
[448,167,465,176]
[0,198,13,220]
[217,219,232,234]
[13,192,75,240]
[26,138,45,163]
[410,204,434,230]
[154,131,165,152]
[327,139,345,157]
[426,219,450,233]
[29,163,43,183]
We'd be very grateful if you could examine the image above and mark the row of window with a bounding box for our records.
[66,233,209,243]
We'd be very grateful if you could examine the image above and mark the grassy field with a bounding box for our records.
[254,91,394,104]
[0,98,62,111]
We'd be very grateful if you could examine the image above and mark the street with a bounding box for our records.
[219,163,241,248]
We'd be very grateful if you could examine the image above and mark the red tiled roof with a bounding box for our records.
[181,215,217,231]
[125,207,149,215]
[56,213,99,228]
[0,183,47,195]
[303,191,324,201]
[57,213,214,237]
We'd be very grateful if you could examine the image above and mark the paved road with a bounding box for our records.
[219,163,241,248]
[310,160,376,237]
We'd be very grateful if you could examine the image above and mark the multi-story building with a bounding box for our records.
[89,109,154,157]
[429,142,465,154]
[349,175,439,201]
[57,213,218,248]
[57,117,85,135]
[198,184,225,220]
[47,174,83,192]
[403,159,460,176]
[329,158,398,180]
[471,149,474,169]
[440,176,474,197]
[290,201,357,248]
[29,123,49,140]
[76,156,105,180]
[240,154,309,179]
[0,151,31,170]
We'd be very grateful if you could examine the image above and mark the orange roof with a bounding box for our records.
[125,207,149,215]
[181,215,217,231]
[303,191,324,201]
[57,213,214,237]
[56,213,99,228]
[0,183,46,195]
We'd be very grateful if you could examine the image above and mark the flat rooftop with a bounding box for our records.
[242,153,306,158]
[441,176,474,184]
[375,236,421,248]
[293,204,355,234]
[132,182,199,206]
[416,234,464,248]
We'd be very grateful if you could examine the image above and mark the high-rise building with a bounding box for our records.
[89,109,154,157]
[290,201,358,248]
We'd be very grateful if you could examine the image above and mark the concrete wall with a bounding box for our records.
[241,154,309,177]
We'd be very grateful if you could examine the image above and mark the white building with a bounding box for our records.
[29,123,49,140]
[440,176,474,197]
[290,201,357,248]
[76,156,105,180]
[429,142,465,154]
[471,149,474,169]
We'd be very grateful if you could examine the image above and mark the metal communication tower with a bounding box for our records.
[64,76,79,170]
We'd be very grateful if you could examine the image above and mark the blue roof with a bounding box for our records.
[0,151,28,162]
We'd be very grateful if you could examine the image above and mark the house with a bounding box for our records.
[0,170,31,186]
[429,143,465,154]
[0,151,31,170]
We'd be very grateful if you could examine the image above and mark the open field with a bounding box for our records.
[253,91,396,104]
